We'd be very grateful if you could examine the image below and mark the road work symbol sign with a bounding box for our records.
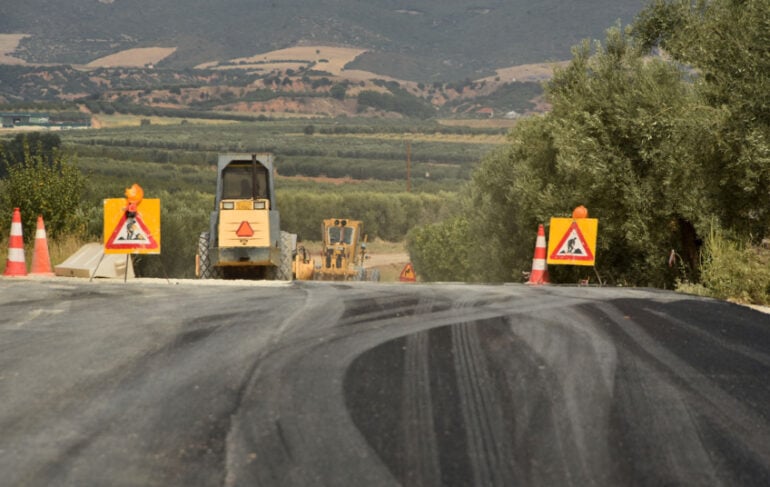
[547,217,598,266]
[103,198,161,254]
[399,263,416,282]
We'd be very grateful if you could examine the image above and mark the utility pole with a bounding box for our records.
[406,140,411,192]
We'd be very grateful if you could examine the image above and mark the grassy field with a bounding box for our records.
[91,114,240,128]
[91,113,512,134]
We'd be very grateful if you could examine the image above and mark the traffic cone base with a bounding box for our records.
[527,224,550,285]
[30,215,54,276]
[3,207,27,277]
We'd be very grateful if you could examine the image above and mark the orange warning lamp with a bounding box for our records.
[125,184,144,213]
[125,184,144,205]
[572,205,588,219]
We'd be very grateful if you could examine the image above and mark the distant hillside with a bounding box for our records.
[2,0,647,81]
[0,57,550,120]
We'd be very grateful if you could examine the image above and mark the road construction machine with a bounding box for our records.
[196,153,311,280]
[309,218,379,281]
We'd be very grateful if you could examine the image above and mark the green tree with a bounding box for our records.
[0,140,87,241]
[635,0,770,239]
[0,132,61,178]
[539,28,713,285]
[407,216,470,282]
[410,25,718,285]
[412,3,769,285]
[330,83,347,100]
[357,90,435,118]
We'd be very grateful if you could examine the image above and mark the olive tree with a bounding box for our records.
[635,0,770,239]
[0,138,87,241]
[411,26,715,285]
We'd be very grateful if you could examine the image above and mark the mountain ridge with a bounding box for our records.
[2,0,647,81]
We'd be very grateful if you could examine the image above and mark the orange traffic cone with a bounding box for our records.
[3,207,27,277]
[527,224,549,285]
[30,215,54,276]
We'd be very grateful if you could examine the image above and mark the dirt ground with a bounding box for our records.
[365,252,412,282]
[366,252,409,267]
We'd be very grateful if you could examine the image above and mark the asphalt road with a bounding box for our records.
[1,278,769,486]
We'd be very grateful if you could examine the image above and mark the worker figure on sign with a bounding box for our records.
[567,236,576,254]
[123,201,146,240]
[125,214,138,240]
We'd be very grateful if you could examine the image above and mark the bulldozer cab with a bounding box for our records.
[217,155,272,205]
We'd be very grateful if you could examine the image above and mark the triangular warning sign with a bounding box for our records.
[236,221,254,237]
[106,212,159,251]
[549,221,594,262]
[399,262,416,282]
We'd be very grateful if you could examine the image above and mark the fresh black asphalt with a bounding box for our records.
[1,279,768,486]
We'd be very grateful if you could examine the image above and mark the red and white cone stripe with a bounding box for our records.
[30,215,54,276]
[4,207,27,277]
[527,224,549,285]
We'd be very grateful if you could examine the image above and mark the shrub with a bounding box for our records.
[678,225,770,304]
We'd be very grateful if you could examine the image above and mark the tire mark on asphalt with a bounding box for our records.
[610,340,721,486]
[401,329,441,486]
[0,283,300,487]
[596,300,770,485]
[642,307,770,368]
[223,285,325,487]
[480,316,579,486]
[504,306,619,486]
[343,289,583,486]
[452,322,515,487]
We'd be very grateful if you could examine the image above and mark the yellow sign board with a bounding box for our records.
[547,217,598,266]
[103,198,161,254]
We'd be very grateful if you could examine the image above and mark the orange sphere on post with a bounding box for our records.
[572,205,588,219]
[125,183,144,205]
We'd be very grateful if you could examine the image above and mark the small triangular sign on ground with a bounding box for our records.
[399,262,416,282]
[105,212,159,251]
[549,221,594,262]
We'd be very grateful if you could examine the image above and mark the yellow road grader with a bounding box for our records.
[318,218,378,281]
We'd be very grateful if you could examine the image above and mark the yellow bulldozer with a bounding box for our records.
[196,153,312,280]
[296,218,380,281]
